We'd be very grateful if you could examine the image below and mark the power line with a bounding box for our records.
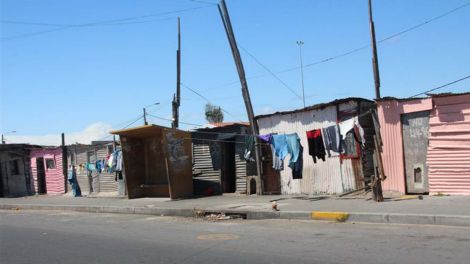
[207,1,470,88]
[1,17,177,27]
[239,46,303,100]
[410,75,470,98]
[93,115,144,142]
[1,5,212,41]
[146,113,204,127]
[278,1,470,74]
[181,83,243,121]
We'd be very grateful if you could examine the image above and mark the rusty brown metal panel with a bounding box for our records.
[163,129,193,199]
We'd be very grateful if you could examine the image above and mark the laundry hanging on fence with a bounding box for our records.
[322,125,341,157]
[306,129,326,163]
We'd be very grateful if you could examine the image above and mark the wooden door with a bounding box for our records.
[402,111,430,194]
[261,144,281,194]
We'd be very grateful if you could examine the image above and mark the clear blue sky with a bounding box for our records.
[1,0,470,140]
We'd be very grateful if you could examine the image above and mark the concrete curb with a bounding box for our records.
[1,204,469,227]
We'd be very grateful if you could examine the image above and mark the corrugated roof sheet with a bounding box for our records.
[255,97,374,119]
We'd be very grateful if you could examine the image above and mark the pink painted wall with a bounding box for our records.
[30,148,65,194]
[377,98,433,193]
[428,94,470,195]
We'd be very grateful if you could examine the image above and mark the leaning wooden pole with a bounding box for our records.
[218,0,263,195]
[368,0,381,99]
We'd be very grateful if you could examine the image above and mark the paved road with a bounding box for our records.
[1,210,469,264]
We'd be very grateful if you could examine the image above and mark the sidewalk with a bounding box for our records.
[1,194,469,227]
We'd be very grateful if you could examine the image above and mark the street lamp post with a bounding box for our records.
[296,40,306,108]
[143,102,160,125]
[1,130,16,144]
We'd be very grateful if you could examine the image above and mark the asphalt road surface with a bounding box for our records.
[1,210,469,264]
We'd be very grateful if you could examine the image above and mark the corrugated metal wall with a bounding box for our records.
[96,146,118,193]
[234,137,247,193]
[257,102,362,195]
[377,98,433,193]
[30,148,65,194]
[192,143,222,194]
[69,144,117,195]
[428,94,470,195]
[75,151,91,195]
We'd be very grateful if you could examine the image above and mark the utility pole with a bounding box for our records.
[2,130,16,144]
[143,108,148,125]
[368,0,381,99]
[172,17,181,129]
[296,40,306,107]
[218,0,263,195]
[61,133,68,193]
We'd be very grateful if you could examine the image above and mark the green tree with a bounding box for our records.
[205,103,224,123]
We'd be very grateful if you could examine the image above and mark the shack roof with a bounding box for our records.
[209,122,249,127]
[110,125,168,138]
[0,143,42,150]
[376,92,470,102]
[255,97,374,119]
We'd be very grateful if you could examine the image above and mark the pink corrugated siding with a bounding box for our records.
[377,98,433,193]
[428,94,470,195]
[30,148,65,194]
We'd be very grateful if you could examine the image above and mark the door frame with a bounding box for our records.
[36,157,47,194]
[401,110,430,194]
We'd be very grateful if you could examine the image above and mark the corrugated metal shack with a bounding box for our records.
[0,144,34,197]
[378,93,470,195]
[30,147,66,195]
[377,97,433,194]
[67,141,120,196]
[428,93,470,195]
[191,122,256,195]
[256,98,376,195]
[111,125,193,199]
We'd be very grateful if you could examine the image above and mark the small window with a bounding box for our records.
[342,131,359,157]
[45,159,56,169]
[9,160,20,175]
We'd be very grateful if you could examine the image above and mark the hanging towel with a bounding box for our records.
[286,133,301,167]
[271,134,289,170]
[306,129,326,163]
[271,134,289,161]
[115,150,123,172]
[86,162,96,172]
[322,125,341,156]
[108,154,114,168]
[271,144,284,170]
